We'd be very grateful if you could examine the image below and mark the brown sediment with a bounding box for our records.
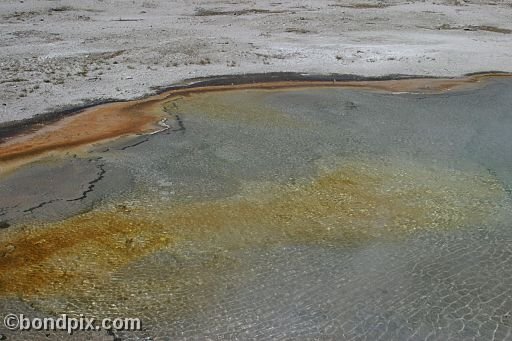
[0,72,510,172]
[0,209,172,296]
[0,101,164,164]
[0,158,507,301]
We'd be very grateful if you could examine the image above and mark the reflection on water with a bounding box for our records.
[1,79,512,340]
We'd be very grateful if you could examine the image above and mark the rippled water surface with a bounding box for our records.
[1,79,512,340]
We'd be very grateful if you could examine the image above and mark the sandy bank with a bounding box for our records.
[1,0,512,124]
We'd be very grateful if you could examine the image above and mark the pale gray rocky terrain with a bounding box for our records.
[1,0,512,122]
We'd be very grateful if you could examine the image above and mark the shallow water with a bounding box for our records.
[1,78,512,340]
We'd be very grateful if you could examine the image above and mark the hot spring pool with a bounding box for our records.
[1,77,511,340]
